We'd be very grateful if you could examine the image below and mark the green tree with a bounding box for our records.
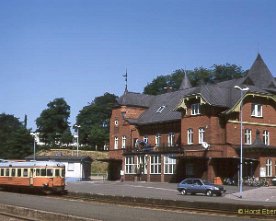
[60,128,74,147]
[188,67,213,86]
[144,70,189,95]
[36,98,72,147]
[143,75,169,95]
[212,63,245,81]
[0,114,33,159]
[76,93,117,150]
[144,64,245,95]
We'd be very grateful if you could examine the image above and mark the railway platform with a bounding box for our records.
[66,180,276,203]
[65,181,276,218]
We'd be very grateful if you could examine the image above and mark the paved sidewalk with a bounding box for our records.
[225,186,276,203]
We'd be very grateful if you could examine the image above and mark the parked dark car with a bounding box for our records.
[177,178,225,197]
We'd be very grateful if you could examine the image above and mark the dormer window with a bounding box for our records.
[251,104,262,117]
[191,103,200,115]
[156,105,166,113]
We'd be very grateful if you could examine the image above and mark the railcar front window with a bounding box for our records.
[55,169,60,177]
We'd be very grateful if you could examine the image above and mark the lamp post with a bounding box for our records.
[30,133,36,161]
[73,125,81,156]
[234,85,249,198]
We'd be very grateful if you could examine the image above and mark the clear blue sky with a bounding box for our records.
[1,0,276,130]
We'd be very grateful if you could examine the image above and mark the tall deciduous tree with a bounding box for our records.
[144,64,246,95]
[212,63,245,81]
[0,114,33,159]
[36,98,72,147]
[76,93,117,150]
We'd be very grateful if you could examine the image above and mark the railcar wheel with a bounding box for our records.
[43,189,52,195]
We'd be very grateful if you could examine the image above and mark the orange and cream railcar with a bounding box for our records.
[0,160,66,194]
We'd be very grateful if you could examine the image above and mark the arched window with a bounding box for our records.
[266,159,272,177]
[198,128,205,144]
[122,136,126,149]
[187,128,193,144]
[263,130,270,146]
[167,132,175,147]
[155,134,161,147]
[244,129,252,145]
[114,137,119,150]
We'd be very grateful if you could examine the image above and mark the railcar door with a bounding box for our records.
[29,169,34,186]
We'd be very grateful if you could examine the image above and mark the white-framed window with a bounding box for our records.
[164,155,176,174]
[137,155,147,174]
[167,132,175,147]
[156,105,166,113]
[265,159,272,177]
[191,103,200,115]
[263,130,270,146]
[244,129,252,145]
[251,104,262,117]
[155,133,161,147]
[114,119,119,127]
[198,128,205,144]
[187,128,193,144]
[150,155,161,174]
[143,136,148,144]
[122,136,126,149]
[114,137,119,149]
[125,156,135,174]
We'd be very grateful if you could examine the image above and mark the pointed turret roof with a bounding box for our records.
[242,54,276,89]
[179,71,192,90]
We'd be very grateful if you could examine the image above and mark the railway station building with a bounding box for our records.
[108,54,276,184]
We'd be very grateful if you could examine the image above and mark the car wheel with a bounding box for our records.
[180,189,187,195]
[206,190,213,197]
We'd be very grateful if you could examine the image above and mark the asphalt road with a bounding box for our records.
[0,191,266,221]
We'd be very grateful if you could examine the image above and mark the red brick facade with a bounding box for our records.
[108,55,276,184]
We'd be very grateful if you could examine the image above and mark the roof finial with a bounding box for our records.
[179,70,192,90]
[123,68,128,93]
